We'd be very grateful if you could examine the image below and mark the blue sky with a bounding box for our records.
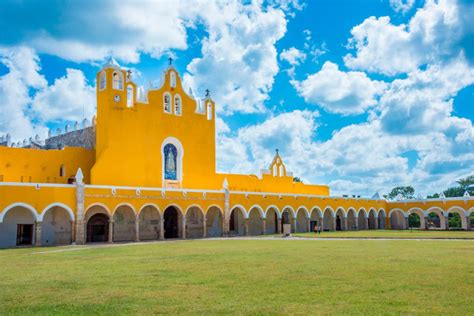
[0,0,473,197]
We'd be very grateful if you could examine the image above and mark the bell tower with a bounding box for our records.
[95,58,128,158]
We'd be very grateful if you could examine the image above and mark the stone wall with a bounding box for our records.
[45,126,95,150]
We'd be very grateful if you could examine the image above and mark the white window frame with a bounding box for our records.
[163,92,172,114]
[99,71,106,91]
[174,94,182,116]
[161,137,184,185]
[126,85,134,107]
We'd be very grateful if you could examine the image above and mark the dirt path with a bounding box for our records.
[30,236,474,254]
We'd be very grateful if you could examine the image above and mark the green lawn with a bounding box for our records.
[1,239,473,314]
[293,229,474,239]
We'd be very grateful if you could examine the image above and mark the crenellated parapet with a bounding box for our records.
[1,116,96,150]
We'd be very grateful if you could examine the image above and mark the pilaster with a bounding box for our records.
[35,222,42,247]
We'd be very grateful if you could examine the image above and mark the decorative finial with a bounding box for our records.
[127,69,132,80]
[276,148,279,154]
[168,56,173,65]
[205,89,210,97]
[75,168,84,185]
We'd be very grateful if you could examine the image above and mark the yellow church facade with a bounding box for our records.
[0,60,472,247]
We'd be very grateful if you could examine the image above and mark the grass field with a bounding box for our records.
[1,239,473,314]
[293,229,474,239]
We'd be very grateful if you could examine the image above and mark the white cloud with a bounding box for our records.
[31,68,96,123]
[280,47,306,66]
[0,47,47,140]
[217,110,319,175]
[0,47,96,141]
[293,61,387,115]
[344,0,473,75]
[1,1,188,64]
[379,56,474,134]
[389,0,415,14]
[184,2,287,114]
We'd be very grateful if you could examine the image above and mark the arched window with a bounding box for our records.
[163,144,178,180]
[112,71,123,90]
[174,94,182,115]
[126,85,133,107]
[99,71,106,90]
[279,165,284,177]
[163,93,171,113]
[207,102,212,120]
[170,71,176,88]
[273,164,277,176]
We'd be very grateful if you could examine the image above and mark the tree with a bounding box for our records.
[293,177,303,183]
[456,175,474,190]
[384,186,415,200]
[427,175,474,198]
[408,213,421,228]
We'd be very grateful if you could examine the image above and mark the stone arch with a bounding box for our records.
[389,209,407,230]
[296,207,309,233]
[323,207,335,231]
[407,208,425,229]
[248,206,264,236]
[249,204,265,219]
[163,204,184,239]
[229,206,246,236]
[0,203,38,248]
[335,208,345,231]
[358,208,368,230]
[265,205,281,219]
[309,207,323,232]
[113,204,136,242]
[446,206,469,230]
[85,203,111,220]
[378,209,386,229]
[185,205,205,238]
[206,205,223,237]
[39,203,74,222]
[85,204,111,243]
[265,206,279,234]
[138,204,161,241]
[281,206,296,233]
[0,202,39,223]
[347,208,357,230]
[40,204,74,246]
[368,208,378,230]
[426,207,445,230]
[281,206,296,219]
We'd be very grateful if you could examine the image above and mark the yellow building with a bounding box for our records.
[0,59,472,247]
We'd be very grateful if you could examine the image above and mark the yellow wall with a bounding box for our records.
[92,66,218,189]
[1,63,472,225]
[0,184,75,218]
[0,146,95,184]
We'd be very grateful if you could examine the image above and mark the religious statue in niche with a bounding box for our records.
[164,144,178,180]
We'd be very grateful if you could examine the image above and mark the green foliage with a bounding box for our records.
[293,177,303,183]
[448,213,462,228]
[1,240,474,314]
[384,186,415,200]
[428,175,474,198]
[408,213,421,228]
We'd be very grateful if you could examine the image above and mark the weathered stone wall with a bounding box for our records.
[45,127,95,150]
